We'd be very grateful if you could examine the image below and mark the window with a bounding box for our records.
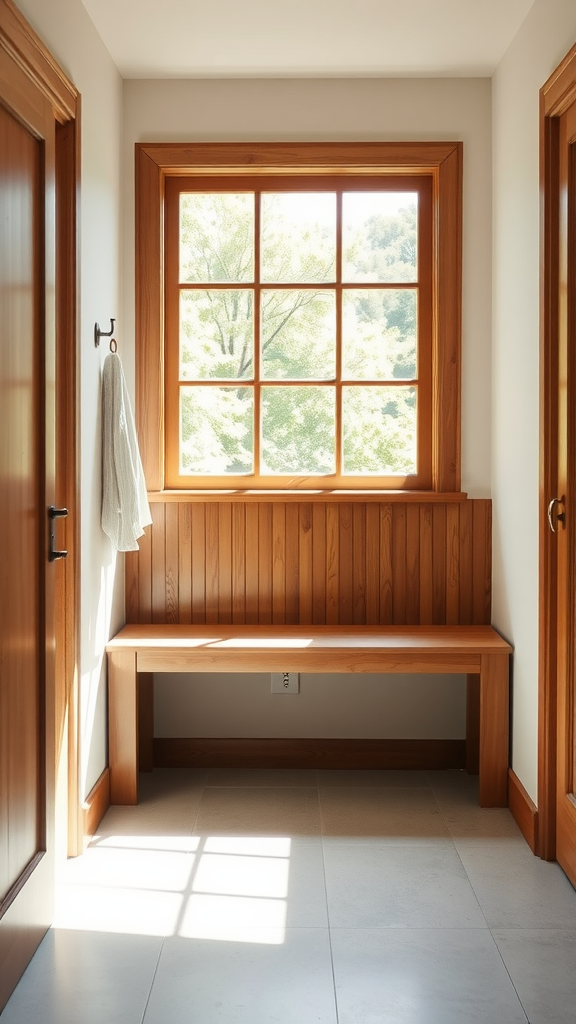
[136,143,462,494]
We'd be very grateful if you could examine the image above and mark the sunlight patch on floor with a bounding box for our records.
[54,834,291,945]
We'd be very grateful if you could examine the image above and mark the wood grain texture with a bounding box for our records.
[128,498,491,627]
[137,141,461,495]
[466,674,480,775]
[107,624,509,806]
[478,652,510,807]
[82,769,111,839]
[0,3,79,1002]
[107,650,138,805]
[508,768,539,854]
[153,737,466,771]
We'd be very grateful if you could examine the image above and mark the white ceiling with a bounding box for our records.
[81,0,535,79]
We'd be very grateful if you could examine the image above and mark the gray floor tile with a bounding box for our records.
[493,929,576,1024]
[91,769,205,840]
[193,786,322,839]
[319,786,450,843]
[0,929,162,1024]
[317,769,431,788]
[142,930,337,1024]
[330,928,528,1023]
[205,768,318,787]
[175,836,328,937]
[454,837,576,928]
[324,842,487,928]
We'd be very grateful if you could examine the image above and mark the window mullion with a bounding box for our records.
[253,191,261,478]
[335,190,343,478]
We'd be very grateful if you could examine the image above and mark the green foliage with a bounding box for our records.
[178,191,418,477]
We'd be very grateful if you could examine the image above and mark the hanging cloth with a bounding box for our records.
[101,350,152,551]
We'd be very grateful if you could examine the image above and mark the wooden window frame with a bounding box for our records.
[136,141,462,496]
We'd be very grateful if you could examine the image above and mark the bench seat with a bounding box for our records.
[106,624,512,808]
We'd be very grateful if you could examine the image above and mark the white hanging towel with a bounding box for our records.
[101,351,152,551]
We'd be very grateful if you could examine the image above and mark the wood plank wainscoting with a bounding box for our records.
[125,496,492,628]
[118,493,494,779]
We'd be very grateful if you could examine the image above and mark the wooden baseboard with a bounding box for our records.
[153,737,466,770]
[82,768,111,839]
[508,768,539,854]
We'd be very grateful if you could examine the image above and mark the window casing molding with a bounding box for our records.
[135,141,462,495]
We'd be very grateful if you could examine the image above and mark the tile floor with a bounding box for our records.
[3,768,576,1023]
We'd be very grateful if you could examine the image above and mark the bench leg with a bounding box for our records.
[108,649,139,804]
[466,674,480,775]
[478,653,509,807]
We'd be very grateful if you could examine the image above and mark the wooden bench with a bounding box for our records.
[106,624,512,808]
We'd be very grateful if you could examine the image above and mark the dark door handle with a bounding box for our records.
[48,506,68,561]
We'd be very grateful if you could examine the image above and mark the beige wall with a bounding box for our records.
[14,0,125,798]
[123,77,491,740]
[491,0,576,804]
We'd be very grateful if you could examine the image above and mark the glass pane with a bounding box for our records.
[342,386,416,475]
[180,386,253,474]
[180,291,253,380]
[261,290,336,380]
[342,192,418,283]
[261,193,336,282]
[180,193,254,283]
[261,386,335,474]
[342,289,417,380]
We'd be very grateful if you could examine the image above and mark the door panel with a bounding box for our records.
[555,99,576,885]
[0,88,57,1013]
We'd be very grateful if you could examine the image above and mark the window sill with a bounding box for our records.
[147,490,469,503]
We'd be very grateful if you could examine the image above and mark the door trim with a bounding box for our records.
[0,0,80,856]
[539,43,576,861]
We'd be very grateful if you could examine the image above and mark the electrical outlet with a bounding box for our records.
[271,671,300,694]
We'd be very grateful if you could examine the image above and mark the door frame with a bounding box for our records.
[539,42,576,861]
[0,0,81,856]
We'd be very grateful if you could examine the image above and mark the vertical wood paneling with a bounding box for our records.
[232,503,246,624]
[432,504,447,624]
[245,503,259,624]
[272,503,286,624]
[204,503,219,624]
[258,504,272,624]
[326,504,340,624]
[458,500,473,625]
[132,498,492,628]
[218,503,232,622]
[365,503,380,624]
[406,504,420,624]
[379,504,393,624]
[125,552,139,623]
[178,504,192,623]
[312,504,327,625]
[473,499,492,624]
[190,502,206,624]
[137,521,152,623]
[164,502,179,624]
[392,504,407,625]
[339,503,353,625]
[151,503,166,623]
[419,505,433,624]
[445,503,460,625]
[285,503,300,624]
[298,503,313,624]
[353,505,367,625]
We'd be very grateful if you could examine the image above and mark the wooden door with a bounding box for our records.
[553,97,576,885]
[0,48,59,1015]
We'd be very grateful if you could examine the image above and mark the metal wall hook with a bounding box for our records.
[94,318,115,347]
